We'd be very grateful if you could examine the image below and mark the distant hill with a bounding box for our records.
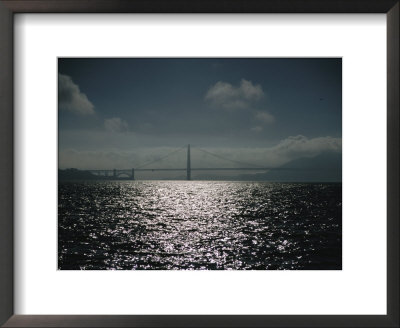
[237,152,342,182]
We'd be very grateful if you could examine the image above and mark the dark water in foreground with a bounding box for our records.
[58,181,341,270]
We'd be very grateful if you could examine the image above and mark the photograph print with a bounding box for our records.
[58,58,342,270]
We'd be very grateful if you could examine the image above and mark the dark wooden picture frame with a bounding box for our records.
[0,1,398,327]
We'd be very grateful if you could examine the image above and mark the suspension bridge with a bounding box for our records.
[88,144,281,181]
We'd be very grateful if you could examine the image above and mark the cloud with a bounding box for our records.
[59,136,341,171]
[58,147,188,170]
[240,79,264,100]
[205,79,264,110]
[104,117,129,133]
[58,74,95,115]
[271,135,342,161]
[255,111,275,124]
[250,126,263,133]
[188,136,341,168]
[59,149,138,170]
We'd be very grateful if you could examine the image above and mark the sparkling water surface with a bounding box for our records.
[58,181,341,270]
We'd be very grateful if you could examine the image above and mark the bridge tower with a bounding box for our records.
[187,144,191,180]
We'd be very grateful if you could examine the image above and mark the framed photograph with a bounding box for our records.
[0,1,398,327]
[57,57,343,271]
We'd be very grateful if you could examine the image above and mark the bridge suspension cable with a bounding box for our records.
[194,147,266,169]
[136,145,187,169]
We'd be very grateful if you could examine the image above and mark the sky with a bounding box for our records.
[58,58,341,179]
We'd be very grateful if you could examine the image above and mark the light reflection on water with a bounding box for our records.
[58,181,341,270]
